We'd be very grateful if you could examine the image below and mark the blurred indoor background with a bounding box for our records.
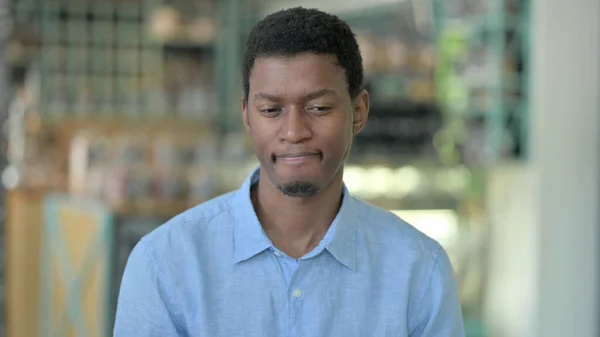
[0,0,597,336]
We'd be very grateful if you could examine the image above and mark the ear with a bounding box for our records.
[242,96,251,133]
[352,89,369,135]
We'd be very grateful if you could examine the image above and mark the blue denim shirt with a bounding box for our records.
[114,168,465,336]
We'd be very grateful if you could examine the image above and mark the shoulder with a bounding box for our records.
[353,197,443,260]
[137,190,238,262]
[352,197,456,308]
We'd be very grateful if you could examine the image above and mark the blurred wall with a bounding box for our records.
[530,0,600,336]
[485,0,600,336]
[484,164,536,337]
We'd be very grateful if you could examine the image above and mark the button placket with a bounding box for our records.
[288,260,306,337]
[288,260,307,304]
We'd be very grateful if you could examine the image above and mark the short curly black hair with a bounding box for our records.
[243,7,364,100]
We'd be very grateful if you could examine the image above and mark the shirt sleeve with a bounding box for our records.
[409,245,466,337]
[113,239,182,337]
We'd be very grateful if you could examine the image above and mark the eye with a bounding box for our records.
[307,106,332,115]
[259,107,283,117]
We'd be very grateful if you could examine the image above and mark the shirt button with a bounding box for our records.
[292,289,302,298]
[274,251,282,257]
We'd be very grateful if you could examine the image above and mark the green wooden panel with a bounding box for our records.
[41,195,114,337]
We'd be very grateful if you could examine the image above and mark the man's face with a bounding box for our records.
[243,53,369,197]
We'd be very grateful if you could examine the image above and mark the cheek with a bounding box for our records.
[249,113,279,134]
[249,130,268,151]
[248,121,275,154]
[319,122,353,153]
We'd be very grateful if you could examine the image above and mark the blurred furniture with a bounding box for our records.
[40,195,113,337]
[4,188,44,337]
[4,190,115,337]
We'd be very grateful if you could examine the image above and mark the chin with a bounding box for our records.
[277,180,322,198]
[278,170,324,188]
[272,162,320,179]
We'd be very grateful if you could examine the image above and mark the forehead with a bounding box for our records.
[249,53,347,97]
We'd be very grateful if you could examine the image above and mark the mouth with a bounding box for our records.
[273,152,322,164]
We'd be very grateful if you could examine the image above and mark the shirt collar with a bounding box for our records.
[232,167,358,270]
[232,168,272,264]
[324,185,357,270]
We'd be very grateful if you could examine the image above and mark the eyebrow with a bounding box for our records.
[254,89,337,102]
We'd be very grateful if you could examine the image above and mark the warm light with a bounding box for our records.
[343,166,367,193]
[392,166,422,195]
[369,165,395,196]
[344,165,423,199]
[390,209,459,246]
[2,165,20,190]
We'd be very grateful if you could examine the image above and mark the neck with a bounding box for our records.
[251,167,344,259]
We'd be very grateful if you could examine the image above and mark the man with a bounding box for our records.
[114,7,465,337]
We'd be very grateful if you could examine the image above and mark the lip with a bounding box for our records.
[275,152,321,163]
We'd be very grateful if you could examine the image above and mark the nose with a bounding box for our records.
[279,107,312,143]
